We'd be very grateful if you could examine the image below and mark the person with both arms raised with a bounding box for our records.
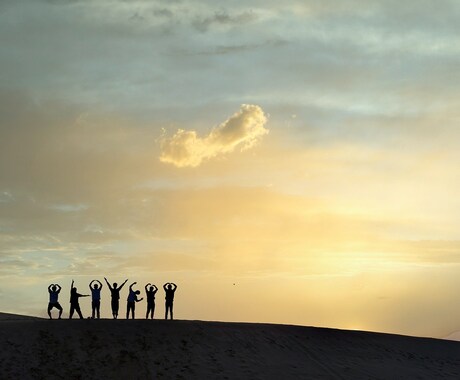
[89,279,103,319]
[104,277,128,319]
[145,283,158,319]
[47,283,63,319]
[163,282,177,320]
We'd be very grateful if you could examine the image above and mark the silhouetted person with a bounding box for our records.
[163,283,177,320]
[104,277,128,319]
[126,282,143,319]
[145,283,158,319]
[69,280,89,319]
[47,283,63,319]
[89,279,103,319]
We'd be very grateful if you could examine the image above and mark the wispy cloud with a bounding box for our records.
[159,104,269,167]
[192,10,257,32]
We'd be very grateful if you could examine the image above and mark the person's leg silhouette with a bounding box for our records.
[112,299,119,319]
[126,302,135,319]
[76,304,84,319]
[69,305,75,319]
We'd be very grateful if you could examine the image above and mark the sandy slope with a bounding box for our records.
[445,331,460,341]
[0,312,43,321]
[1,314,459,380]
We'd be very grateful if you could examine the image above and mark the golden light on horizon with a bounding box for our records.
[1,0,460,340]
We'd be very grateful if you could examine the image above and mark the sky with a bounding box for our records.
[1,0,460,337]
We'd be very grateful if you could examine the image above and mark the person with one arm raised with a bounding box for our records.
[47,283,63,319]
[145,283,158,319]
[126,282,143,319]
[163,282,177,320]
[104,277,128,319]
[89,279,103,319]
[69,280,89,319]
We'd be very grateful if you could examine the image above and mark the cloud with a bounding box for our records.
[192,10,257,32]
[153,8,174,18]
[192,39,287,56]
[159,104,269,167]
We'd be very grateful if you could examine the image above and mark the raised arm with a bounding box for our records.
[56,284,62,292]
[89,280,95,290]
[104,277,113,290]
[172,283,177,291]
[129,282,136,291]
[118,279,128,290]
[145,283,150,291]
[48,284,53,292]
[163,283,169,291]
[152,285,158,294]
[97,280,103,289]
[71,279,74,290]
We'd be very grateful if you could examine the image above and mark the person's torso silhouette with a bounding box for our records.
[146,290,155,304]
[127,290,137,302]
[70,289,83,305]
[49,290,59,303]
[110,287,120,299]
[165,289,175,302]
[91,287,101,301]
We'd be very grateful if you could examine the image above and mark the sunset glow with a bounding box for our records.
[1,0,460,338]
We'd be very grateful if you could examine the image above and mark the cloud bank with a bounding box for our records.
[159,104,268,167]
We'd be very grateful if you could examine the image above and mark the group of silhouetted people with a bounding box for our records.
[47,279,177,320]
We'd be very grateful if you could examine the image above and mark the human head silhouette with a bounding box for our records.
[113,282,117,288]
[93,284,99,289]
[167,284,172,290]
[51,285,57,292]
[149,286,154,291]
[135,290,140,295]
[71,287,77,294]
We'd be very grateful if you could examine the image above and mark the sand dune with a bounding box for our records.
[1,313,459,379]
[0,312,43,321]
[445,331,460,341]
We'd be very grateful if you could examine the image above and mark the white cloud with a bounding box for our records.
[159,104,268,167]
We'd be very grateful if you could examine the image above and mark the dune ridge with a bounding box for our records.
[1,313,459,379]
[0,312,43,321]
[445,331,460,342]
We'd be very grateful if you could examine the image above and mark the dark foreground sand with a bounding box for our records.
[1,313,459,379]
